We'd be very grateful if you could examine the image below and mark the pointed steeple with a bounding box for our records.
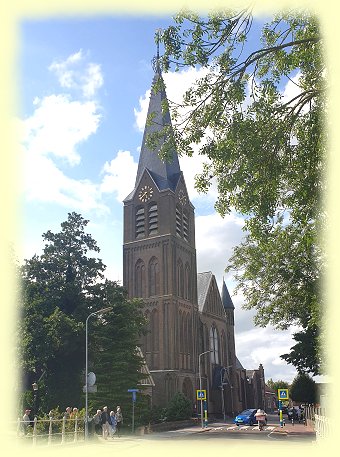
[135,53,181,192]
[222,277,235,310]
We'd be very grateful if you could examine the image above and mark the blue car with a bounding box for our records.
[234,409,266,426]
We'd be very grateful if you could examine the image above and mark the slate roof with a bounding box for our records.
[236,357,244,370]
[134,69,181,193]
[222,278,235,310]
[197,271,213,312]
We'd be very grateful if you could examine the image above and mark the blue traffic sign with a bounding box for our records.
[196,389,206,400]
[278,389,289,400]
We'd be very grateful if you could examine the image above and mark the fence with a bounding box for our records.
[303,405,330,440]
[17,416,85,445]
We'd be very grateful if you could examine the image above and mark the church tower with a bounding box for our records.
[123,63,198,405]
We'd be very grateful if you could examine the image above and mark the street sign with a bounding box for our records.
[83,385,97,393]
[196,389,206,400]
[278,388,289,400]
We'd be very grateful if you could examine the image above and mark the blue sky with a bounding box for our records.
[18,14,306,383]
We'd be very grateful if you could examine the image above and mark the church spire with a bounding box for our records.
[135,39,181,192]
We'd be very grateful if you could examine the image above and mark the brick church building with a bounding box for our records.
[122,63,265,416]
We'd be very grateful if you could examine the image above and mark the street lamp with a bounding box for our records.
[32,382,38,418]
[220,365,232,422]
[85,307,111,440]
[198,350,212,428]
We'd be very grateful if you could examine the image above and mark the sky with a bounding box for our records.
[17,14,311,385]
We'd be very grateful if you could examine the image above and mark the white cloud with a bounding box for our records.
[100,150,138,202]
[49,50,103,98]
[20,51,107,213]
[22,147,108,213]
[195,211,245,285]
[22,94,101,166]
[236,326,300,382]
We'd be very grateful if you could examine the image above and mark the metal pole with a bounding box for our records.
[132,398,135,434]
[220,368,225,421]
[85,307,111,440]
[198,350,212,429]
[85,314,89,440]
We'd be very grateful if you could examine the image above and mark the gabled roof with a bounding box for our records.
[236,357,244,370]
[136,346,155,387]
[197,271,213,312]
[135,69,181,192]
[222,278,235,310]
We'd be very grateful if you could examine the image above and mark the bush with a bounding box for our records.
[165,392,192,421]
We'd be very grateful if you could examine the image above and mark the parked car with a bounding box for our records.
[233,409,267,426]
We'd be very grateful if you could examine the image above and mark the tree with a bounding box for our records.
[155,8,325,374]
[19,212,147,414]
[88,280,147,420]
[166,392,192,421]
[267,378,290,393]
[290,372,317,404]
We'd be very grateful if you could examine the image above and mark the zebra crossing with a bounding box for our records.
[218,425,276,432]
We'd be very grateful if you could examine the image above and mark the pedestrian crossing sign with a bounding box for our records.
[197,389,207,400]
[278,389,289,400]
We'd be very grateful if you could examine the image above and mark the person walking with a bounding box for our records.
[93,409,102,435]
[22,409,31,434]
[255,408,267,431]
[115,406,123,437]
[109,411,117,438]
[101,406,111,440]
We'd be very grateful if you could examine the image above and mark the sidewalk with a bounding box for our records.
[270,421,315,437]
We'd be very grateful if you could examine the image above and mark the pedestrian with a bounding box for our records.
[255,408,267,430]
[70,407,78,419]
[115,406,123,437]
[109,410,117,438]
[295,406,302,423]
[101,406,111,440]
[65,406,72,419]
[22,409,31,434]
[93,409,102,435]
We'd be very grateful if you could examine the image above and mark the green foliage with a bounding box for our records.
[19,212,147,416]
[266,378,290,392]
[290,372,317,404]
[157,8,325,375]
[165,392,192,421]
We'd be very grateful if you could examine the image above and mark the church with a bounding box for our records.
[122,61,266,417]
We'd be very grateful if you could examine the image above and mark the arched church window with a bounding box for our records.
[135,259,146,297]
[148,203,158,236]
[177,259,184,297]
[135,207,145,239]
[149,256,160,296]
[176,205,182,237]
[183,210,189,241]
[185,263,191,300]
[209,325,219,364]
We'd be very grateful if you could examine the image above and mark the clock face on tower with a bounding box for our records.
[178,189,187,205]
[138,185,154,202]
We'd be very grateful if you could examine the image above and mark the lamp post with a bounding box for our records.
[220,365,233,421]
[32,382,38,418]
[85,307,111,440]
[198,350,212,429]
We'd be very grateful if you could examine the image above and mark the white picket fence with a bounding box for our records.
[314,414,331,440]
[17,416,84,445]
[304,406,330,440]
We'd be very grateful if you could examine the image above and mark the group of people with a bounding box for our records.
[92,405,123,439]
[287,405,303,423]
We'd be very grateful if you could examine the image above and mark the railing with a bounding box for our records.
[303,405,331,440]
[17,416,85,445]
[314,414,331,440]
